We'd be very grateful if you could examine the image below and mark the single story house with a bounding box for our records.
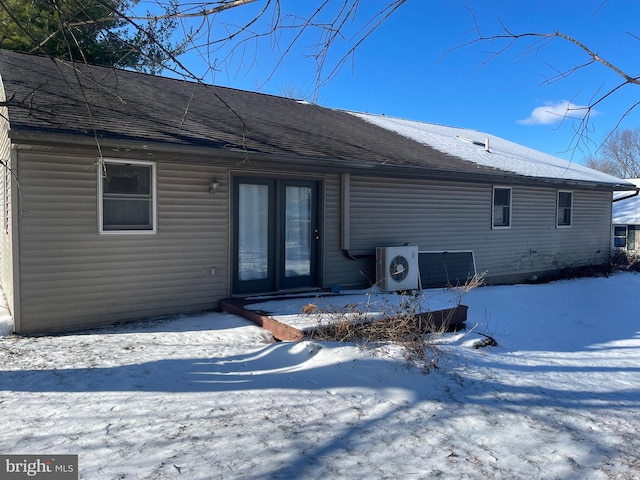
[0,49,635,333]
[612,179,640,250]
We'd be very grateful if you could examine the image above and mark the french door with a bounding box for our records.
[232,177,320,295]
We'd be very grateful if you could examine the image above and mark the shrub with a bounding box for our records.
[307,274,485,371]
[611,249,640,272]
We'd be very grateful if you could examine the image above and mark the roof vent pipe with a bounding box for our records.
[485,138,490,153]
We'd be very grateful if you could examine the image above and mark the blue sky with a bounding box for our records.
[175,1,640,163]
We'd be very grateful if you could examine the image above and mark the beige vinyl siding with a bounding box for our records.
[0,96,16,327]
[12,148,615,332]
[330,176,612,287]
[16,151,229,333]
[320,173,346,288]
[482,187,611,280]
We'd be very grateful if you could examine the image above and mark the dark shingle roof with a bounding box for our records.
[2,49,630,191]
[1,49,509,176]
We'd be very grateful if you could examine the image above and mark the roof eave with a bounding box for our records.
[9,129,632,191]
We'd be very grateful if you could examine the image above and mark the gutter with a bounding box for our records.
[11,134,632,193]
[9,129,637,192]
[613,189,640,202]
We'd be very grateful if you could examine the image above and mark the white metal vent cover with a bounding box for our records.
[376,245,420,291]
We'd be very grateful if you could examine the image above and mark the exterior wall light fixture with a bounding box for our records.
[210,178,220,194]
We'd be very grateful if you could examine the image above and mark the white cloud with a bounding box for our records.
[518,100,591,125]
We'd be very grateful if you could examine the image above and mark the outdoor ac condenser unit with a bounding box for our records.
[376,245,420,292]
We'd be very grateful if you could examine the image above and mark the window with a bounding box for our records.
[99,160,156,233]
[492,187,511,228]
[614,226,628,249]
[557,190,573,227]
[614,225,636,250]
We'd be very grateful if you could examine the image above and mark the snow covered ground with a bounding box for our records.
[1,273,639,479]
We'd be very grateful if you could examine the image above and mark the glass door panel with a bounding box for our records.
[284,185,312,278]
[233,177,319,294]
[280,181,318,290]
[238,183,269,281]
[233,178,276,294]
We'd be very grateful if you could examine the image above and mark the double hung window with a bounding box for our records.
[613,225,636,250]
[614,226,628,248]
[557,191,573,227]
[492,187,511,228]
[99,160,156,233]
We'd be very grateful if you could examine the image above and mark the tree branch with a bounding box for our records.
[65,0,259,27]
[448,8,640,157]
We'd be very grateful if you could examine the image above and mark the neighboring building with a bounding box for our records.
[612,179,640,251]
[0,49,635,333]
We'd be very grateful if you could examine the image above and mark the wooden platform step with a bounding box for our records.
[221,297,467,342]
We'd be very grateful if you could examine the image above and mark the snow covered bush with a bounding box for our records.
[308,274,485,371]
[611,249,640,272]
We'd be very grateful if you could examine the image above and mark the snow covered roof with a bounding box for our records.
[350,112,635,188]
[613,178,640,224]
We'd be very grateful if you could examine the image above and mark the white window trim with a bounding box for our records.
[492,186,512,229]
[556,190,573,228]
[98,158,157,235]
[613,224,628,249]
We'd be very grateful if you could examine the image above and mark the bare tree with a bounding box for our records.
[0,0,407,99]
[457,7,640,154]
[586,128,640,178]
[4,1,635,125]
[0,0,410,160]
[0,0,181,73]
